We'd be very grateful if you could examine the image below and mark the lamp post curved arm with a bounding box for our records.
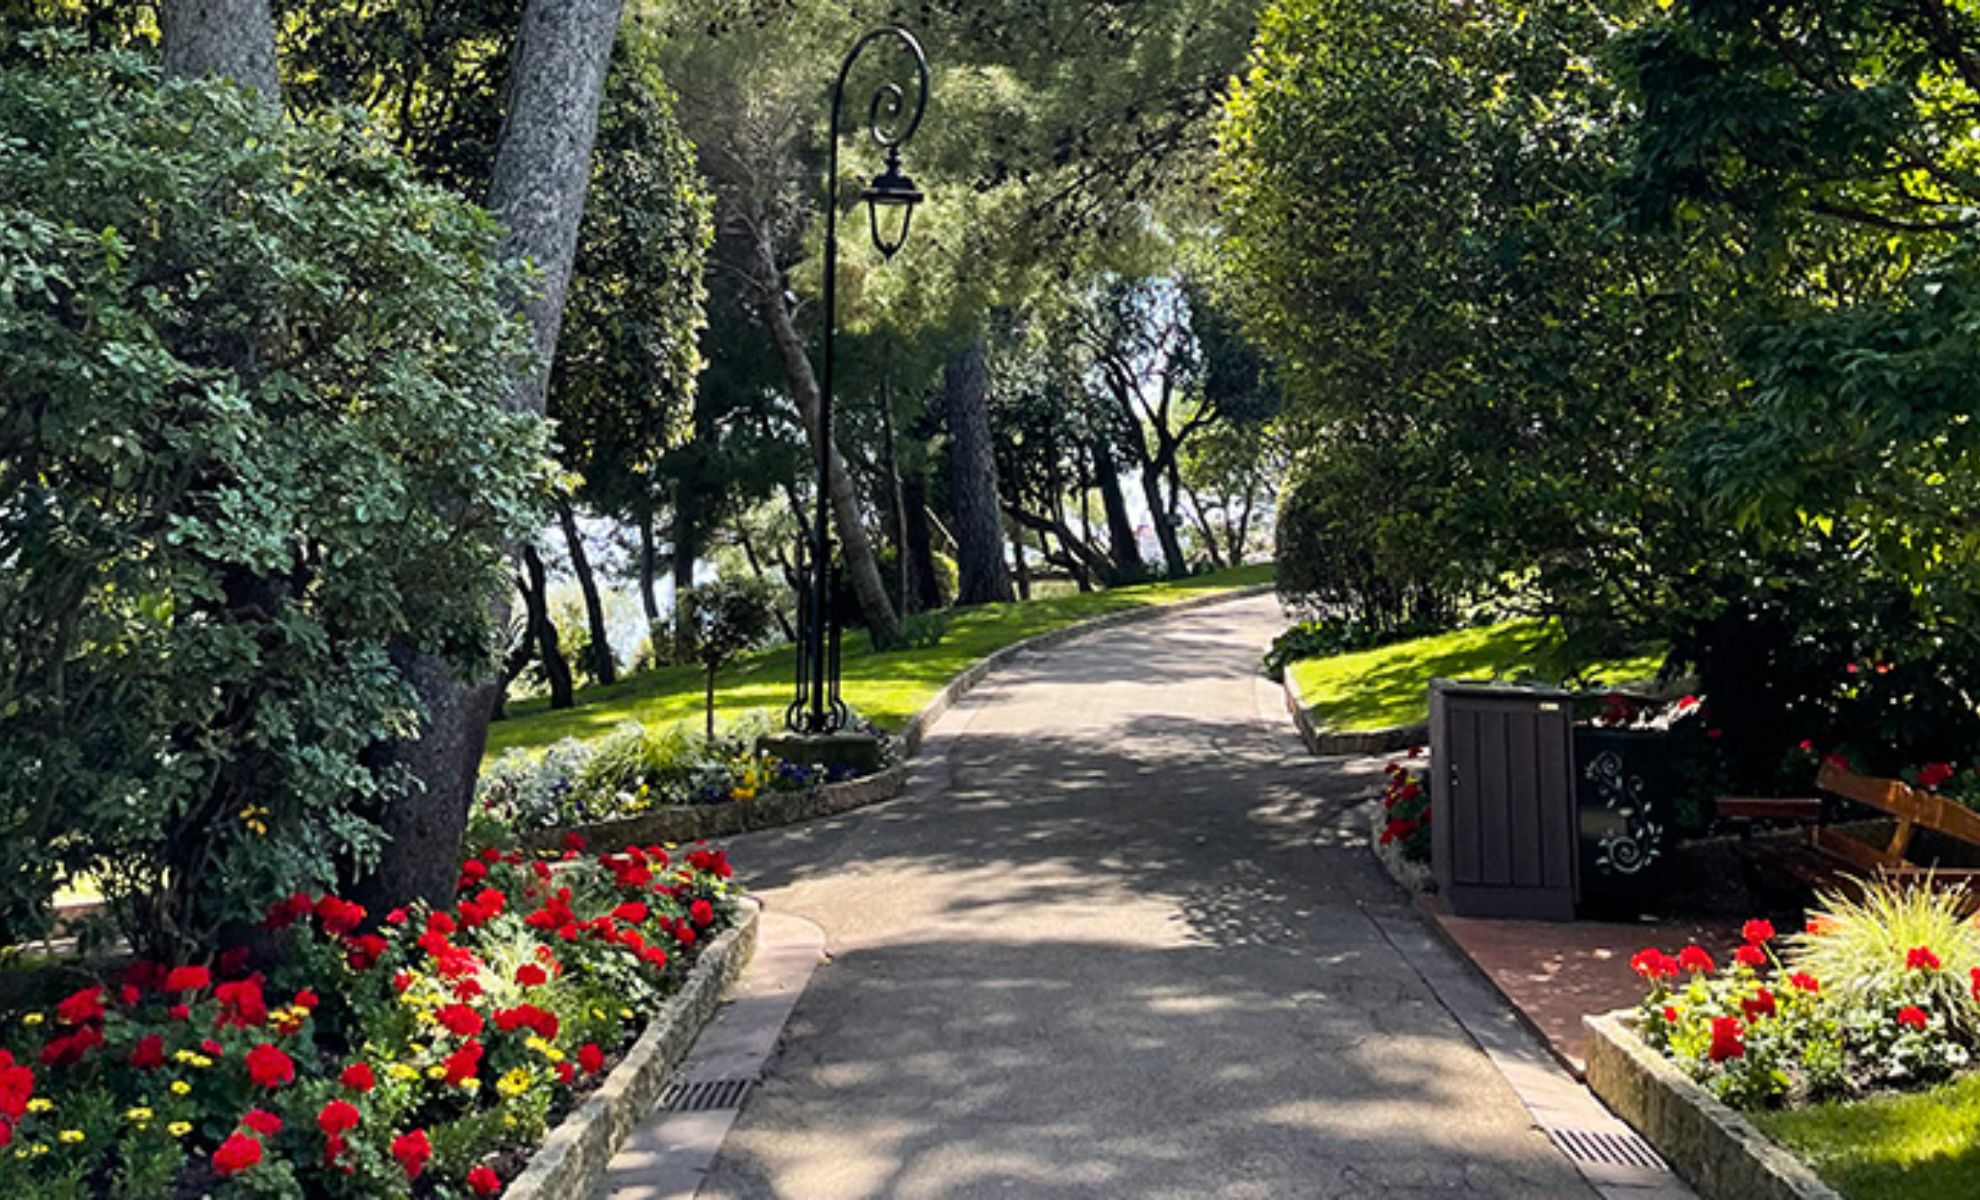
[788,27,930,736]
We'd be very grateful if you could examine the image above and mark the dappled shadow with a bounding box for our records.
[682,597,1594,1197]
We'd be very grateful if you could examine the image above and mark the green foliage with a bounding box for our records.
[0,43,548,952]
[892,609,952,651]
[1792,884,1980,1039]
[1260,615,1441,682]
[680,576,779,736]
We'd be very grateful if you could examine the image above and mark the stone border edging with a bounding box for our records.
[505,896,761,1200]
[1280,664,1429,756]
[896,582,1277,758]
[1583,1010,1842,1200]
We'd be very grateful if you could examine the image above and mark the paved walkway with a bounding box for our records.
[640,594,1606,1199]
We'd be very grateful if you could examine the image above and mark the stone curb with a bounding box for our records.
[519,767,907,852]
[896,582,1277,758]
[1280,664,1429,756]
[1583,1010,1841,1200]
[505,897,761,1200]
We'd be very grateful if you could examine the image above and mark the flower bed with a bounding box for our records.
[1627,885,1977,1112]
[0,839,742,1197]
[473,713,892,846]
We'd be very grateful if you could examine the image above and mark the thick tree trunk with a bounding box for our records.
[1139,465,1187,577]
[901,474,943,611]
[159,0,280,105]
[1092,437,1144,578]
[750,232,902,645]
[557,497,617,685]
[943,336,1015,605]
[364,0,623,913]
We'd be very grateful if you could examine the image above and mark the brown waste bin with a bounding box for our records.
[1429,680,1579,921]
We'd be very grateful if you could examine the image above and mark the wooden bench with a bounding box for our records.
[1719,764,1980,897]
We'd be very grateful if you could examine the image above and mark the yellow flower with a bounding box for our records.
[20,1013,42,1027]
[426,1065,446,1080]
[124,1107,153,1123]
[56,1130,82,1145]
[174,1049,213,1068]
[29,1143,47,1156]
[167,1122,192,1138]
[389,1063,421,1082]
[497,1067,531,1098]
[25,1098,51,1113]
[618,1008,634,1020]
[503,1114,518,1128]
[169,1081,191,1096]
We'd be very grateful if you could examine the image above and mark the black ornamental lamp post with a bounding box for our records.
[786,26,929,739]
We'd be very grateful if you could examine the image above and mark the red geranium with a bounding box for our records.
[1676,946,1715,974]
[130,1034,165,1070]
[1707,1017,1745,1062]
[516,963,547,987]
[468,1164,503,1196]
[392,1129,432,1179]
[340,1062,376,1093]
[1907,945,1942,971]
[55,985,104,1026]
[442,1040,483,1086]
[245,1043,295,1089]
[436,1004,485,1038]
[346,934,389,972]
[164,965,211,993]
[1629,948,1677,980]
[611,901,649,925]
[1789,972,1821,994]
[315,895,366,937]
[39,1024,101,1067]
[1734,944,1766,968]
[241,1109,282,1136]
[213,1132,264,1177]
[1917,762,1956,790]
[1740,920,1774,945]
[0,1052,35,1119]
[690,899,715,928]
[215,978,268,1028]
[1896,1005,1930,1031]
[1741,988,1777,1022]
[577,1043,605,1075]
[317,1099,361,1137]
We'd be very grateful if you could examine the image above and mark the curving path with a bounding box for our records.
[689,593,1597,1199]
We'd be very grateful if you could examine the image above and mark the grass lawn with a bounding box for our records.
[486,563,1273,758]
[1286,618,1667,733]
[1751,1073,1980,1199]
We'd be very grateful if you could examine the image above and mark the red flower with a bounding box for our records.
[265,892,313,930]
[1677,946,1715,975]
[612,902,649,925]
[237,1109,280,1137]
[39,1024,101,1067]
[1917,762,1956,790]
[1629,948,1677,980]
[1896,1005,1929,1031]
[555,1060,576,1085]
[1740,920,1775,946]
[215,978,268,1028]
[1707,1017,1745,1062]
[0,1053,35,1119]
[1741,988,1777,1022]
[346,934,389,972]
[690,899,715,928]
[577,1043,605,1075]
[468,1164,503,1196]
[391,1129,433,1179]
[317,1099,361,1137]
[442,1040,483,1086]
[1907,946,1942,971]
[564,832,587,853]
[436,1004,485,1038]
[1661,1005,1679,1023]
[292,989,319,1012]
[385,907,409,927]
[129,1034,165,1070]
[340,1062,375,1093]
[452,976,484,1001]
[675,922,697,948]
[1789,972,1821,994]
[1734,944,1766,968]
[1821,753,1853,772]
[55,985,104,1026]
[516,963,547,988]
[169,1003,191,1021]
[428,911,458,936]
[164,965,211,993]
[460,859,489,884]
[245,1043,295,1089]
[315,895,366,937]
[640,946,669,970]
[1971,967,1980,1002]
[213,1132,264,1177]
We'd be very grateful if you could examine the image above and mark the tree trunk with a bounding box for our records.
[671,483,697,661]
[1092,437,1144,578]
[943,336,1015,605]
[557,497,617,686]
[1009,521,1031,600]
[749,231,902,646]
[522,545,575,710]
[363,0,623,913]
[636,498,661,626]
[159,0,280,105]
[1180,481,1228,570]
[901,474,943,611]
[878,375,913,613]
[1139,465,1187,577]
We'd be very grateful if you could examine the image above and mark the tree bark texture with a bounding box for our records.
[943,336,1015,606]
[750,232,902,645]
[1091,437,1145,579]
[522,545,574,709]
[367,0,623,912]
[636,498,662,625]
[557,497,617,686]
[901,474,944,611]
[159,0,280,105]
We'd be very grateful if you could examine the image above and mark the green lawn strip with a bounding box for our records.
[1750,1073,1980,1200]
[485,563,1274,758]
[1286,618,1667,733]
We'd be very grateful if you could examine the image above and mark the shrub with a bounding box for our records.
[1260,615,1446,680]
[0,42,548,953]
[679,577,778,738]
[893,610,952,651]
[0,840,741,1196]
[1791,883,1980,1039]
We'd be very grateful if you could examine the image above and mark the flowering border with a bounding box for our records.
[1583,1010,1841,1200]
[503,897,759,1200]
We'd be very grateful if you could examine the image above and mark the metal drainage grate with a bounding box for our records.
[1545,1127,1667,1171]
[658,1078,756,1114]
